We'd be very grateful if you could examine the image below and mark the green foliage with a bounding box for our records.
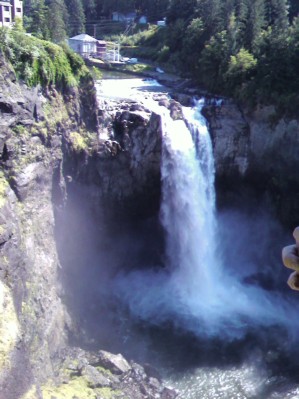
[47,0,68,43]
[180,18,205,74]
[13,17,25,32]
[65,0,85,36]
[24,0,50,39]
[199,31,230,91]
[225,48,257,89]
[69,131,87,152]
[90,66,102,80]
[21,0,299,113]
[0,29,91,89]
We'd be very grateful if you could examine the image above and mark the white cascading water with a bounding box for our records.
[158,98,298,337]
[159,100,220,301]
[113,82,299,339]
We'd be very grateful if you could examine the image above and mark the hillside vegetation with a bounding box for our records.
[20,0,299,114]
[0,28,91,89]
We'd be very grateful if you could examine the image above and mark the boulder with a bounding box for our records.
[98,350,131,375]
[82,365,111,388]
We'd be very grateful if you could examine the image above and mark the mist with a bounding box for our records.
[110,101,299,343]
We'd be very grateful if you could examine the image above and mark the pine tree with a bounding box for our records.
[167,0,197,24]
[65,0,86,36]
[24,0,50,39]
[289,0,299,21]
[197,0,224,35]
[265,0,289,31]
[47,0,68,42]
[84,0,96,21]
[244,0,266,50]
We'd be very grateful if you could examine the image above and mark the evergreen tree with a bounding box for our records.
[265,0,289,30]
[167,0,197,24]
[197,0,224,36]
[65,0,86,36]
[24,0,50,38]
[84,0,96,21]
[244,0,266,50]
[289,0,299,20]
[139,0,169,21]
[47,0,68,42]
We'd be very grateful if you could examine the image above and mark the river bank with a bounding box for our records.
[85,57,192,91]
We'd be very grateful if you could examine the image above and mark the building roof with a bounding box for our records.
[0,0,12,5]
[69,34,98,42]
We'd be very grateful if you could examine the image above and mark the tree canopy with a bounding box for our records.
[22,0,299,113]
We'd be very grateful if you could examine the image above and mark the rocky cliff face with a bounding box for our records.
[2,45,299,397]
[203,101,299,226]
[0,54,170,399]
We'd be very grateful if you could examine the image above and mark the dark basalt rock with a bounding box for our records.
[49,347,178,399]
[0,53,172,399]
[204,100,299,226]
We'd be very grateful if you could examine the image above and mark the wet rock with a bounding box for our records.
[172,93,193,107]
[130,103,145,112]
[82,365,111,388]
[204,100,299,225]
[161,386,179,399]
[169,100,183,120]
[158,99,170,108]
[144,363,162,380]
[98,350,131,375]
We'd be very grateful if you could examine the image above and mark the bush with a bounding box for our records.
[0,28,91,89]
[225,48,257,92]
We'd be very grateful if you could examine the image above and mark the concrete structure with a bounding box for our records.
[0,0,22,27]
[68,34,98,58]
[11,0,22,21]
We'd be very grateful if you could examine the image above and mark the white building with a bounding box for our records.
[68,34,98,58]
[0,0,22,27]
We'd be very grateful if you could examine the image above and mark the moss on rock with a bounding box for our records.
[41,376,122,399]
[69,131,88,152]
[20,385,39,399]
[0,172,8,209]
[0,280,20,370]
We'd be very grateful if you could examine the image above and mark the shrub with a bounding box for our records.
[0,28,91,89]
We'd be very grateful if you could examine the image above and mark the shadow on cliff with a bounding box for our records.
[53,179,165,354]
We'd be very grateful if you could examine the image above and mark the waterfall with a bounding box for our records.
[160,99,220,298]
[115,91,299,339]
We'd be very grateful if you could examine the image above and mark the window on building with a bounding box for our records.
[4,6,9,11]
[5,17,10,22]
[17,7,21,12]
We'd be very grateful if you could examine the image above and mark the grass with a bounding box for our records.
[42,377,123,399]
